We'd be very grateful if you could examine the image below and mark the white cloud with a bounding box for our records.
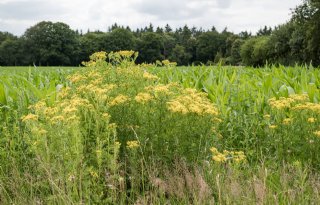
[0,0,302,36]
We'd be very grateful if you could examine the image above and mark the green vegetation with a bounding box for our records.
[0,66,78,114]
[1,52,320,204]
[151,65,320,167]
[0,0,319,67]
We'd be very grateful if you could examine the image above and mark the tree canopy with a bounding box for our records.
[0,1,319,67]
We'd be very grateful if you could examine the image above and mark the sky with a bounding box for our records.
[0,0,302,36]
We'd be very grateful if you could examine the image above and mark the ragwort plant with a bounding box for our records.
[9,51,222,203]
[266,94,320,168]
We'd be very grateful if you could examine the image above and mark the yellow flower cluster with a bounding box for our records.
[167,88,218,116]
[90,51,107,61]
[28,93,93,127]
[87,70,101,78]
[282,118,293,125]
[62,106,78,115]
[43,107,59,118]
[91,77,104,86]
[31,127,47,135]
[82,51,107,67]
[292,102,320,113]
[118,50,135,58]
[268,94,311,110]
[144,84,173,95]
[268,97,295,110]
[68,74,86,83]
[308,117,316,123]
[109,95,130,106]
[269,125,277,129]
[126,140,140,149]
[135,92,154,104]
[77,83,116,96]
[289,94,309,102]
[313,131,320,137]
[263,114,271,119]
[28,101,46,110]
[50,115,65,124]
[21,113,38,122]
[102,113,111,120]
[210,147,246,163]
[143,72,159,80]
[162,59,177,67]
[58,87,71,99]
[115,141,121,147]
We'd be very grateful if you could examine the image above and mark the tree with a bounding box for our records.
[23,21,79,66]
[78,32,105,62]
[165,24,172,33]
[268,23,296,65]
[240,36,271,66]
[252,36,271,66]
[169,45,192,65]
[162,33,176,59]
[230,39,244,65]
[102,28,136,52]
[196,31,225,62]
[0,31,20,65]
[257,26,273,36]
[240,38,257,66]
[292,0,320,65]
[0,31,15,44]
[0,38,23,66]
[238,31,252,39]
[136,32,164,63]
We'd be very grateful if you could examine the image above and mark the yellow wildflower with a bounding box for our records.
[282,118,293,125]
[108,123,117,129]
[126,140,140,149]
[268,97,294,110]
[210,147,219,154]
[153,85,170,93]
[289,94,309,102]
[212,154,227,163]
[135,92,154,104]
[109,95,130,106]
[28,101,46,110]
[210,147,246,163]
[269,125,277,129]
[50,115,65,123]
[167,100,188,114]
[118,50,135,57]
[68,74,86,83]
[167,91,218,116]
[313,130,320,137]
[263,114,271,119]
[102,113,111,119]
[308,117,316,123]
[90,170,99,178]
[143,72,159,80]
[21,114,38,122]
[31,127,47,135]
[66,115,79,122]
[62,106,78,114]
[162,59,177,67]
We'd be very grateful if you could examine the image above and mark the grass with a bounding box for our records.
[1,55,320,204]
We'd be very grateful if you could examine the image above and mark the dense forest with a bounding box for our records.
[0,0,319,67]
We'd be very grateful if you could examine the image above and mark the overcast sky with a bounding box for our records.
[0,0,301,36]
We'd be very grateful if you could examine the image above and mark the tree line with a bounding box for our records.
[0,0,319,67]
